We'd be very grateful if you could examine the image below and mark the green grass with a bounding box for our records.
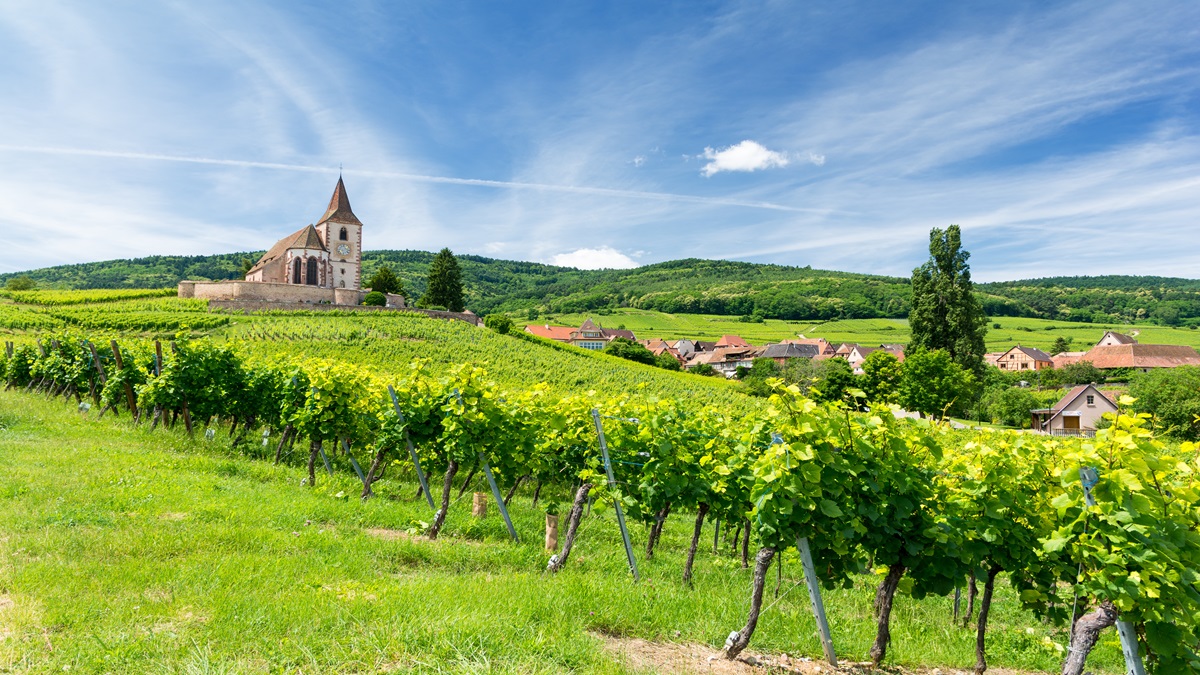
[531,309,1200,352]
[0,391,1124,673]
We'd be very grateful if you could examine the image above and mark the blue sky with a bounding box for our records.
[1,1,1198,280]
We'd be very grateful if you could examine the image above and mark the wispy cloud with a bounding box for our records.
[700,140,789,177]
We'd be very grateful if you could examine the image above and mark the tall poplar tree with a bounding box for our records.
[908,225,987,375]
[421,248,465,312]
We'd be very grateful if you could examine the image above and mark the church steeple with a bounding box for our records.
[317,176,363,226]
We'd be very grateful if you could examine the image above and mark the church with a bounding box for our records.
[245,177,364,290]
[179,177,403,308]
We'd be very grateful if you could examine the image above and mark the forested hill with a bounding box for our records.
[4,251,1200,325]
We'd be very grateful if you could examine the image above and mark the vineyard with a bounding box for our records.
[2,328,1196,674]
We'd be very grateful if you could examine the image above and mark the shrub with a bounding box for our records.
[602,337,656,365]
[654,352,681,371]
[689,363,717,377]
[362,291,386,307]
[484,314,514,335]
[5,276,35,291]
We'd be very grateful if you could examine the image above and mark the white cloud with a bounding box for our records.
[632,155,646,167]
[700,140,789,177]
[550,247,639,270]
[807,152,826,167]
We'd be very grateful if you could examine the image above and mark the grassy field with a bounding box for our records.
[531,309,1200,352]
[0,391,1124,674]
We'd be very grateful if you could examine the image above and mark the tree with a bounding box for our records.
[975,386,1039,427]
[1128,366,1200,440]
[240,258,256,278]
[368,265,405,296]
[860,350,902,404]
[909,225,988,375]
[1057,360,1104,387]
[689,363,717,377]
[1050,336,1072,355]
[810,357,857,403]
[654,352,682,371]
[484,314,514,334]
[4,275,35,291]
[898,349,974,418]
[602,337,656,365]
[420,248,465,312]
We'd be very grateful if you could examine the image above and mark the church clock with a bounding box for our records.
[337,244,351,256]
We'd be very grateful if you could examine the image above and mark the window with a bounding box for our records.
[1086,395,1095,405]
[306,257,318,285]
[339,227,348,241]
[292,257,302,284]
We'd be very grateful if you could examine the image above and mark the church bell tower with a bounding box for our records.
[316,176,363,290]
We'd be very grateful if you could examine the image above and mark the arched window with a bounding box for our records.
[292,257,302,284]
[306,257,319,285]
[339,227,348,241]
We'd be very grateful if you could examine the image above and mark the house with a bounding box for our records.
[524,318,636,350]
[782,336,836,359]
[715,335,751,348]
[642,339,685,364]
[1051,352,1088,369]
[758,342,820,366]
[524,324,576,342]
[1077,343,1200,372]
[994,345,1054,371]
[1097,331,1138,347]
[842,343,905,374]
[705,346,759,378]
[669,339,697,358]
[1031,384,1117,436]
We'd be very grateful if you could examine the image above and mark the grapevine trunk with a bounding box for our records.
[974,566,1000,675]
[724,546,775,661]
[306,438,320,486]
[870,563,906,666]
[1061,601,1117,675]
[548,482,592,573]
[427,459,459,540]
[683,503,709,586]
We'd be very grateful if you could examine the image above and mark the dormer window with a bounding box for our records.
[339,227,348,241]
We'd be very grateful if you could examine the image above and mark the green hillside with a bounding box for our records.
[5,250,1200,326]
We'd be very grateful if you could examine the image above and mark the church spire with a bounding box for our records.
[317,176,363,226]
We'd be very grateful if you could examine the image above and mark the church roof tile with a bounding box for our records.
[317,176,363,226]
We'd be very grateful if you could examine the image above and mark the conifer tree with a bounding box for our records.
[421,248,465,312]
[909,225,987,375]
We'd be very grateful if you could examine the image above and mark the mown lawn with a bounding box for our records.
[530,309,1200,352]
[0,391,1123,673]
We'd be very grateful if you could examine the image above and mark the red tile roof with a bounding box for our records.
[1082,344,1200,369]
[715,335,750,348]
[317,176,363,226]
[524,324,575,341]
[248,224,327,274]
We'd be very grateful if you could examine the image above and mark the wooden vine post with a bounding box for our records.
[591,408,639,581]
[387,385,435,510]
[109,340,137,417]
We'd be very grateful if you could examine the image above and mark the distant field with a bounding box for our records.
[531,309,1200,351]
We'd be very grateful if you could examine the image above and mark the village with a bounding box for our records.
[526,319,1200,437]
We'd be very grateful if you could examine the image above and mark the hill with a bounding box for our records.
[5,251,1200,326]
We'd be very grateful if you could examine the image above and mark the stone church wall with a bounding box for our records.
[179,280,357,305]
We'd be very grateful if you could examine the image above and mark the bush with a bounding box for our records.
[1128,366,1200,440]
[5,276,35,291]
[975,386,1039,428]
[654,352,681,371]
[602,337,656,365]
[484,314,514,335]
[689,363,717,377]
[362,291,386,307]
